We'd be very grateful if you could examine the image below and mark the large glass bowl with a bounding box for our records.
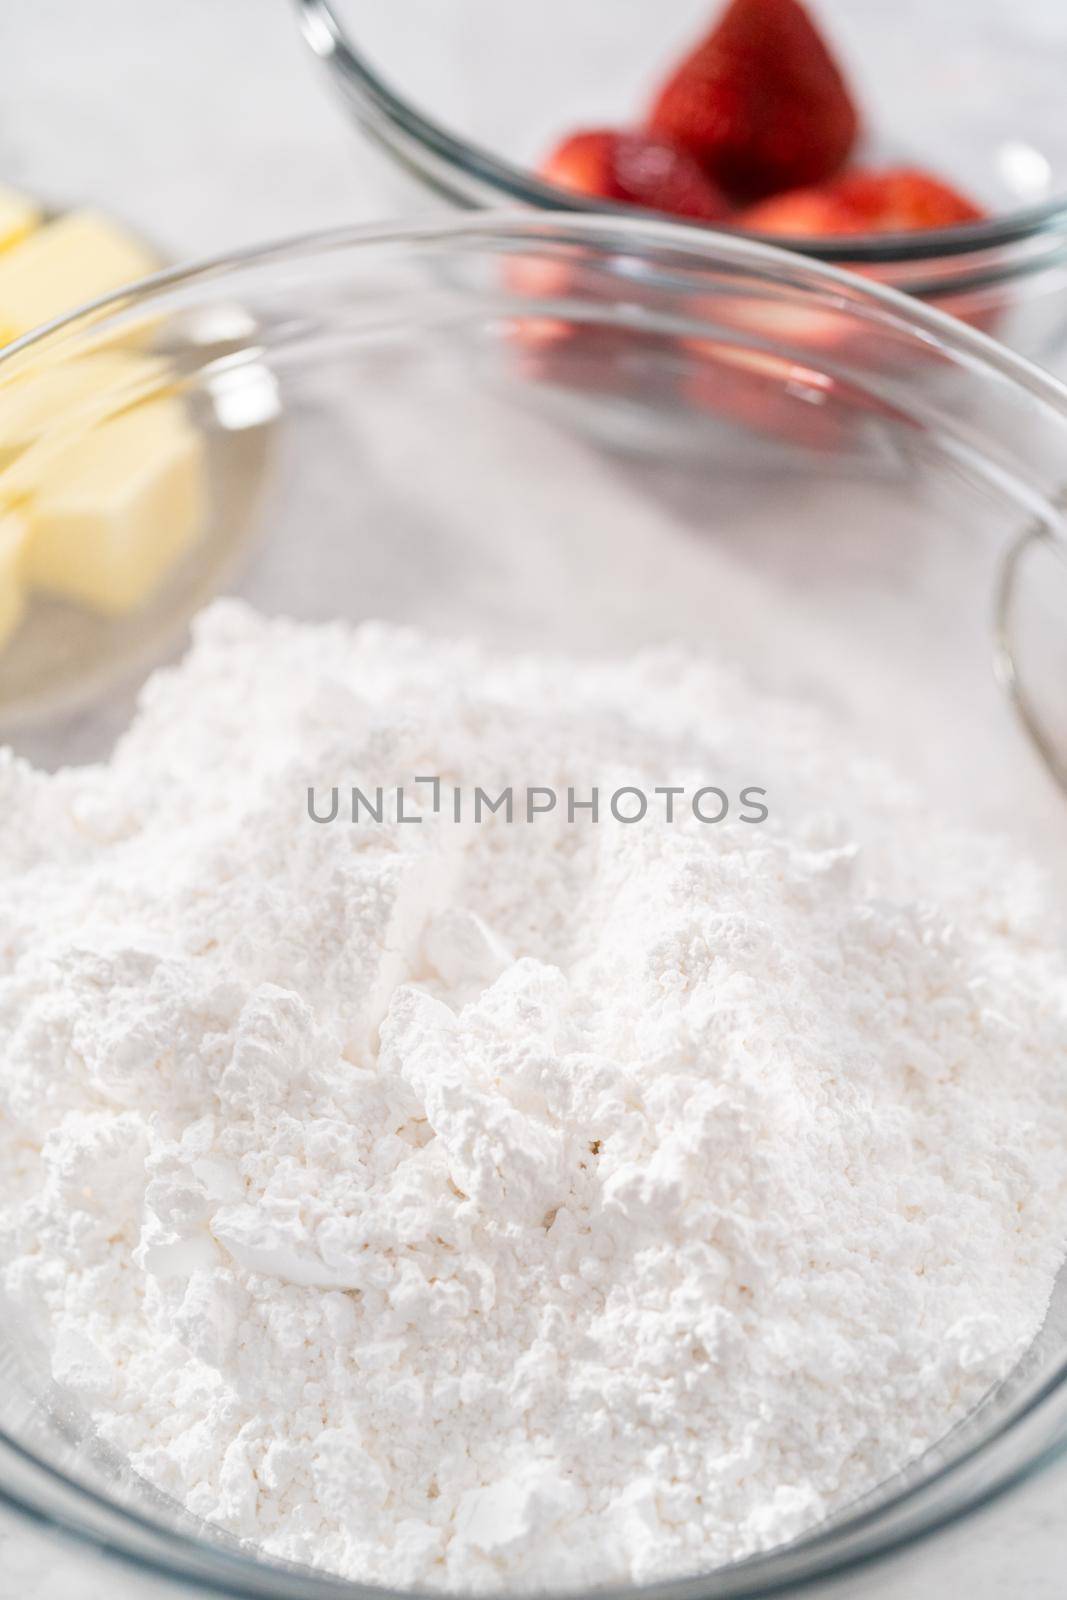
[2,213,1067,1600]
[292,0,1067,359]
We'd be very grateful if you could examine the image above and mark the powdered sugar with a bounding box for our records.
[2,600,1066,1590]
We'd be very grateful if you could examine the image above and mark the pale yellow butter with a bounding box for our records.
[0,210,158,348]
[25,397,205,615]
[0,351,165,454]
[0,507,29,646]
[0,187,42,254]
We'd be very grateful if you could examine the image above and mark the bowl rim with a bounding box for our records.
[4,208,1067,401]
[291,0,1067,272]
[3,209,1067,1600]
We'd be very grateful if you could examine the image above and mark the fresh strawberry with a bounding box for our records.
[743,170,993,334]
[684,334,911,452]
[539,128,731,221]
[502,251,576,352]
[682,287,853,450]
[686,342,845,449]
[648,0,858,201]
[742,167,985,236]
[739,185,857,236]
[835,169,986,232]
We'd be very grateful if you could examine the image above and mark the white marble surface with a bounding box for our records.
[0,0,386,256]
[0,3,1066,1597]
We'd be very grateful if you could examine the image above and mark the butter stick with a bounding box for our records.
[0,507,29,646]
[24,397,205,615]
[0,186,42,254]
[0,351,166,454]
[0,210,158,347]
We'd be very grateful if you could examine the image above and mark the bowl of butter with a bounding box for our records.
[0,184,275,738]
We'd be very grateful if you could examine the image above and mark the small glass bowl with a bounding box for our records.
[292,0,1067,358]
[2,213,1067,1599]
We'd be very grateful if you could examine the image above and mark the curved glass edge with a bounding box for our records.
[1,1372,1066,1600]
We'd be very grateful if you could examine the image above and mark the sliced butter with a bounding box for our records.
[0,210,158,348]
[0,351,166,456]
[0,507,29,646]
[0,186,42,254]
[24,397,205,615]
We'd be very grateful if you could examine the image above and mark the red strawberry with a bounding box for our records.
[648,0,858,201]
[683,333,911,452]
[502,251,575,352]
[742,167,985,235]
[686,343,847,449]
[682,289,854,450]
[539,128,731,222]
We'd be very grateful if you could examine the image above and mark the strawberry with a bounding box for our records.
[686,343,845,449]
[647,0,858,201]
[742,167,985,235]
[683,334,910,452]
[682,288,853,450]
[539,128,731,222]
[502,251,576,353]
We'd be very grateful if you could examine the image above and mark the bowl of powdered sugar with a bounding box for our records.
[2,214,1067,1600]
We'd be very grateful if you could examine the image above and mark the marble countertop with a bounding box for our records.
[0,3,1065,1597]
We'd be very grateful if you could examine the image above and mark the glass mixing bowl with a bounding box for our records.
[292,0,1067,360]
[2,213,1067,1599]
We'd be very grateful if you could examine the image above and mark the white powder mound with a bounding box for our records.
[2,600,1067,1592]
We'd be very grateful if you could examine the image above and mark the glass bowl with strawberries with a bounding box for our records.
[294,0,1067,357]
